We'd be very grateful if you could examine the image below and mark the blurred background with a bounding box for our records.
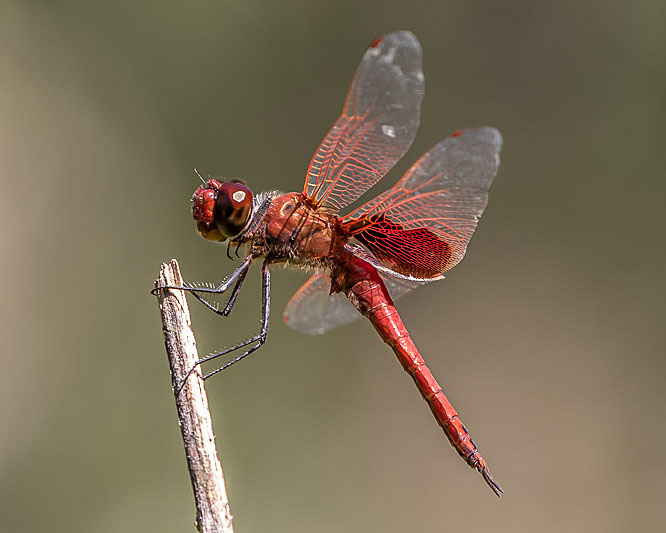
[1,1,664,531]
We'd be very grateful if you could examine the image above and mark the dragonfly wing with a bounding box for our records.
[345,241,444,282]
[380,270,433,300]
[283,269,432,335]
[303,31,424,212]
[343,127,502,279]
[283,273,359,334]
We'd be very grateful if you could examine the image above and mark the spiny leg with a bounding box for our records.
[237,197,272,238]
[152,255,252,299]
[189,263,248,317]
[203,262,270,380]
[176,261,271,395]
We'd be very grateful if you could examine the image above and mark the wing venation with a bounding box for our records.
[283,269,432,335]
[303,31,425,211]
[344,127,503,278]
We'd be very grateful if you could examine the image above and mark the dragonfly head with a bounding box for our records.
[191,179,254,241]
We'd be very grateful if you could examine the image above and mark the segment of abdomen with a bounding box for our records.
[344,262,502,495]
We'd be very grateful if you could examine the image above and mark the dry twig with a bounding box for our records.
[155,259,234,533]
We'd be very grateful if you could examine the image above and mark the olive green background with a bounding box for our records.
[2,1,664,532]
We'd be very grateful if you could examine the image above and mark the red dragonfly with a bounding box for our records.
[164,31,503,495]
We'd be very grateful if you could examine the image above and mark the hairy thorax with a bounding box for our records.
[246,192,348,268]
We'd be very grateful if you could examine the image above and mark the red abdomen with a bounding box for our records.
[338,254,502,495]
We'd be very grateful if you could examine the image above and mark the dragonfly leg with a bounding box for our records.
[176,261,271,395]
[189,264,248,317]
[230,195,272,242]
[153,255,252,295]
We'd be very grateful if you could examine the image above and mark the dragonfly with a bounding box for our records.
[160,31,503,496]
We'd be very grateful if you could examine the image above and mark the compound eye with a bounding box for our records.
[214,182,253,238]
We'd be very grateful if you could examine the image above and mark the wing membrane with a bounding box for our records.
[283,273,357,334]
[303,31,424,211]
[283,269,432,335]
[343,127,503,279]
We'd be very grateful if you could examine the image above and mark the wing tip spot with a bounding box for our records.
[369,36,383,48]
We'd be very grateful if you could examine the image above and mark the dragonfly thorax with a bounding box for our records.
[248,192,345,267]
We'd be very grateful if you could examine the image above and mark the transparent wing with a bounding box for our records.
[282,273,358,334]
[343,127,503,279]
[282,269,433,335]
[303,31,424,212]
[344,241,444,282]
